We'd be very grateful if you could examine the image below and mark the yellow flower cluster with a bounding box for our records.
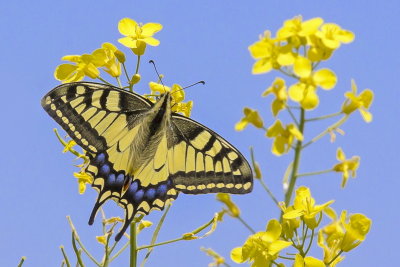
[249,16,353,110]
[228,186,371,266]
[148,82,194,117]
[231,219,292,266]
[214,15,374,267]
[55,43,125,83]
[319,209,371,265]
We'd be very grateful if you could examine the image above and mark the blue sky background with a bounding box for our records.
[0,0,398,266]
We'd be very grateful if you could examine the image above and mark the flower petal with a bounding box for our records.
[230,247,245,263]
[299,17,324,36]
[313,69,337,89]
[294,56,312,78]
[118,18,137,36]
[252,59,273,74]
[141,23,163,36]
[54,64,77,81]
[142,36,160,46]
[118,37,137,48]
[288,83,306,102]
[301,87,319,110]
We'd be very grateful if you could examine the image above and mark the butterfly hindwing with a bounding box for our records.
[169,114,253,194]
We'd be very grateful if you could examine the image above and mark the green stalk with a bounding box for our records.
[130,222,137,267]
[297,169,333,178]
[17,257,26,267]
[283,108,305,209]
[237,215,256,234]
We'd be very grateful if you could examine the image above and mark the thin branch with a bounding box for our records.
[297,169,333,178]
[60,246,71,267]
[306,112,342,122]
[237,216,256,234]
[302,116,348,148]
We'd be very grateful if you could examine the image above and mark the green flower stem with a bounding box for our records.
[301,226,309,248]
[17,257,26,267]
[122,63,130,83]
[305,112,342,122]
[286,105,299,126]
[237,215,256,234]
[138,215,216,251]
[278,255,295,260]
[297,169,333,178]
[278,68,298,79]
[304,229,315,256]
[141,205,172,266]
[60,246,71,267]
[71,232,85,267]
[327,250,344,265]
[249,147,279,206]
[97,77,113,86]
[137,237,185,251]
[110,241,130,262]
[135,55,141,74]
[54,129,83,159]
[130,222,137,267]
[283,108,305,210]
[258,178,280,207]
[116,77,122,88]
[222,262,232,267]
[67,216,101,266]
[302,116,349,148]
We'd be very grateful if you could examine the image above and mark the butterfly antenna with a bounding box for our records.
[170,80,205,97]
[149,60,167,93]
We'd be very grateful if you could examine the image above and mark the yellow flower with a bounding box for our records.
[289,59,337,109]
[315,23,355,50]
[294,254,325,267]
[216,193,240,217]
[340,212,371,252]
[231,219,292,266]
[96,234,107,245]
[249,31,295,74]
[266,120,303,156]
[103,217,124,225]
[318,209,345,266]
[333,147,360,188]
[307,34,334,62]
[277,16,323,47]
[262,78,288,116]
[201,247,226,267]
[73,171,93,194]
[279,202,300,239]
[319,210,371,265]
[341,80,374,122]
[54,54,103,83]
[148,82,193,117]
[92,43,123,77]
[62,140,76,153]
[137,220,153,234]
[118,18,162,55]
[283,186,334,229]
[235,107,264,131]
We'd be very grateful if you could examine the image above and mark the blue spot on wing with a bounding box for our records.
[100,164,110,175]
[145,188,156,200]
[134,189,144,202]
[156,184,168,198]
[95,153,106,164]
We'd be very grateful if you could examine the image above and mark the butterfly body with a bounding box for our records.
[42,82,253,240]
